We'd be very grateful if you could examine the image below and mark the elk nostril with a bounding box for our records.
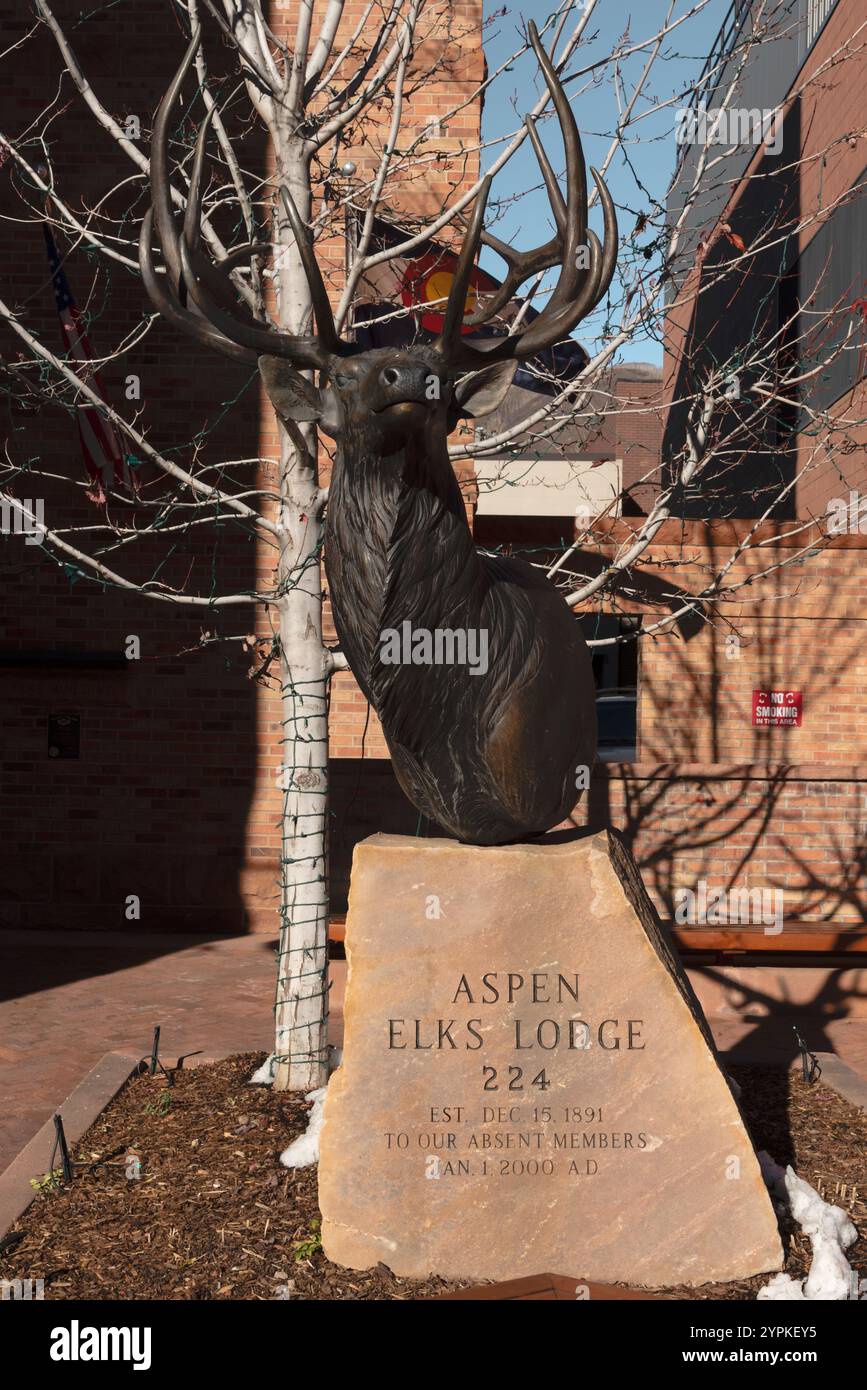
[381,367,401,387]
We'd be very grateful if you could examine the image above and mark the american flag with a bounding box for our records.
[44,224,133,502]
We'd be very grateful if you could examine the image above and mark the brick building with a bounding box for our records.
[3,0,865,970]
[627,0,867,953]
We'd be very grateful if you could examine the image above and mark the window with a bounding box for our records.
[806,0,837,49]
[775,258,799,443]
[579,615,641,763]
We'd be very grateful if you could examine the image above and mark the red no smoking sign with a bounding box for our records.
[752,689,803,727]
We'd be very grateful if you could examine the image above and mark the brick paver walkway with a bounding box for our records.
[0,930,346,1177]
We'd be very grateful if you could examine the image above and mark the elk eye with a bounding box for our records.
[334,373,353,388]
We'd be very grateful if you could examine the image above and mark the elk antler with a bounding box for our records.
[140,28,343,371]
[143,25,614,384]
[436,21,617,372]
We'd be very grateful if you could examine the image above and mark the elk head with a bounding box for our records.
[140,22,618,457]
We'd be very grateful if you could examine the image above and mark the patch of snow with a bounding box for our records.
[248,1054,276,1085]
[758,1163,858,1301]
[279,1086,328,1169]
[759,1272,809,1300]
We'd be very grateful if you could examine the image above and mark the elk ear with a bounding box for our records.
[453,359,518,418]
[258,354,323,423]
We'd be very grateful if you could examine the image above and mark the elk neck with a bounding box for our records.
[324,416,487,694]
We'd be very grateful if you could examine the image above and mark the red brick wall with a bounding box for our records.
[577,761,867,926]
[0,0,485,933]
[567,521,867,925]
[612,372,664,514]
[631,524,867,765]
[0,2,267,932]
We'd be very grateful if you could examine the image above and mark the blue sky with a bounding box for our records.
[479,0,730,363]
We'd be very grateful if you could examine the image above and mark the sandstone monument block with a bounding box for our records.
[319,831,783,1287]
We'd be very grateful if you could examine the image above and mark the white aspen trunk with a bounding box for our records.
[271,142,331,1092]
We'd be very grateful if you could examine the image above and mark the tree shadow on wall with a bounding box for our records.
[583,523,867,929]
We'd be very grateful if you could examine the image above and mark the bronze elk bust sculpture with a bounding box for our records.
[141,24,617,845]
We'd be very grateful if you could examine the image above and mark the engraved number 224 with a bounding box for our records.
[482,1066,550,1091]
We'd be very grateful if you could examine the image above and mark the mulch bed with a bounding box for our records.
[1,1053,864,1301]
